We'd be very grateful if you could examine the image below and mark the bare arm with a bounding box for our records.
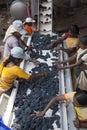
[54,55,76,65]
[62,54,76,64]
[42,95,64,114]
[55,46,76,54]
[32,95,65,117]
[60,47,76,54]
[29,72,48,80]
[80,122,87,128]
[79,64,87,70]
[73,118,87,128]
[20,38,34,51]
[28,58,40,65]
[47,37,63,49]
[57,62,81,70]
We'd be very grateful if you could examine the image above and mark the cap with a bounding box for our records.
[12,20,27,35]
[11,47,30,60]
[25,17,35,23]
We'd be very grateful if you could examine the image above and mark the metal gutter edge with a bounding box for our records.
[3,81,19,126]
[59,50,68,130]
[63,43,78,130]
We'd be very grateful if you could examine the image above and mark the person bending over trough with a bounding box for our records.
[33,90,87,129]
[55,24,80,56]
[0,47,48,95]
[47,24,79,51]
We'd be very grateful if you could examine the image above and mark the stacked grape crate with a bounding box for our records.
[39,0,53,35]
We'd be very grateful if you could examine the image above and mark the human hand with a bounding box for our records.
[47,44,52,49]
[52,60,62,65]
[73,118,80,128]
[27,45,34,51]
[31,111,45,118]
[79,64,87,70]
[32,59,40,65]
[56,64,64,70]
[24,45,34,52]
[34,60,40,66]
[29,58,40,65]
[54,47,63,51]
[41,72,48,77]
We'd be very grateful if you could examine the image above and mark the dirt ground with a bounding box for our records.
[0,1,87,56]
[0,5,10,44]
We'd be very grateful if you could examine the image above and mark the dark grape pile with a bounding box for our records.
[12,34,61,130]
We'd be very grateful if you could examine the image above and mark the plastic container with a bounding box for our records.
[0,116,11,130]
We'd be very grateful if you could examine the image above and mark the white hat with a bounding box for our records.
[12,20,27,35]
[25,17,35,23]
[11,47,30,60]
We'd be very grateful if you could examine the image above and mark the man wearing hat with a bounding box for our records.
[23,17,36,35]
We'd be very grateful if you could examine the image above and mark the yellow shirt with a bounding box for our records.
[66,37,79,49]
[64,92,87,121]
[0,60,30,92]
[75,107,87,121]
[66,37,79,64]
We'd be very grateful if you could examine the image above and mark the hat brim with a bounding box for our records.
[11,52,30,60]
[23,53,30,60]
[31,20,36,23]
[24,19,36,24]
[18,29,27,35]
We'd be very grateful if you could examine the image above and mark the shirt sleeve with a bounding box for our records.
[0,57,9,76]
[70,42,78,48]
[80,54,87,63]
[64,92,76,102]
[14,66,30,80]
[63,32,71,40]
[78,59,84,64]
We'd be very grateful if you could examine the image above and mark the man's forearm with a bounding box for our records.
[61,63,80,69]
[80,121,87,128]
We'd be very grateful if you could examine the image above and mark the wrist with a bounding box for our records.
[42,111,45,115]
[79,120,81,128]
[41,73,43,77]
